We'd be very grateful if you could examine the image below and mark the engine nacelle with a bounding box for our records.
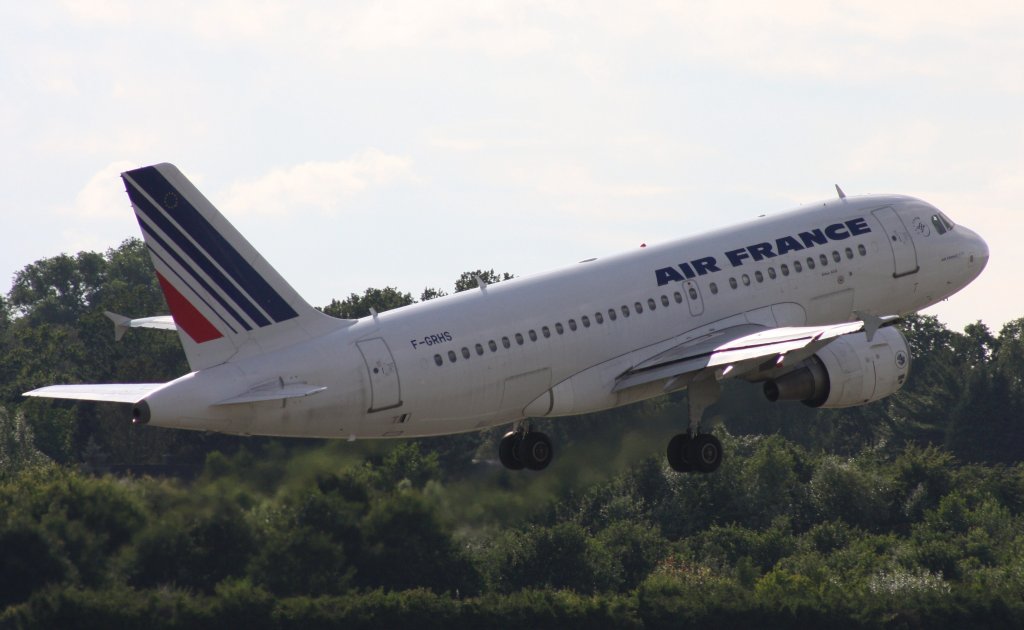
[763,326,910,408]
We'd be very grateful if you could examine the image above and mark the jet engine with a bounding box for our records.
[763,326,910,408]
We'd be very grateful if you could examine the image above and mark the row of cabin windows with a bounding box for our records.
[434,289,693,366]
[721,244,867,292]
[433,242,869,366]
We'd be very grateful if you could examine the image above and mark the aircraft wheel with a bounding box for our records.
[666,433,693,473]
[498,431,524,470]
[521,432,553,471]
[691,434,723,474]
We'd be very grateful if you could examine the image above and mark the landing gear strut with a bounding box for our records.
[498,426,553,471]
[667,377,724,474]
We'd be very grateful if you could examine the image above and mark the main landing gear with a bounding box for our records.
[666,377,724,474]
[498,426,553,471]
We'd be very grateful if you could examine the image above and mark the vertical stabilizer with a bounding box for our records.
[122,163,348,370]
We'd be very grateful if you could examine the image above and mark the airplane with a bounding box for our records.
[25,164,989,473]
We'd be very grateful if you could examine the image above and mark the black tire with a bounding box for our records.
[667,433,693,473]
[691,434,723,473]
[498,431,524,470]
[521,432,553,471]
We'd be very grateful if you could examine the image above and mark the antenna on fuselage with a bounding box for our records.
[835,184,847,199]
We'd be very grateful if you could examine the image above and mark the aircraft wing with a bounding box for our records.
[104,311,176,341]
[613,320,886,392]
[23,383,166,403]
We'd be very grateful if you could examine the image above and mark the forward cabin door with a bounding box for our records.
[872,207,919,277]
[356,338,402,412]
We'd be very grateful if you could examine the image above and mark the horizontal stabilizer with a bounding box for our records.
[213,381,327,406]
[105,311,176,341]
[23,383,166,404]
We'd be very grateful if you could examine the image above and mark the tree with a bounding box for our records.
[321,287,414,319]
[453,269,514,292]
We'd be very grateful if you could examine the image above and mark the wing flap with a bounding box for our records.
[614,320,886,392]
[23,383,165,403]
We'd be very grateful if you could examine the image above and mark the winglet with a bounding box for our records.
[835,184,846,199]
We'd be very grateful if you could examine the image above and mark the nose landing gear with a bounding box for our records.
[498,427,553,471]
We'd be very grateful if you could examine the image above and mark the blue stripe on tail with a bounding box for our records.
[125,166,299,326]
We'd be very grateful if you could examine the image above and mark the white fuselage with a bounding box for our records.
[143,194,987,438]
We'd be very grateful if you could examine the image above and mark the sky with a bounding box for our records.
[1,1,1022,333]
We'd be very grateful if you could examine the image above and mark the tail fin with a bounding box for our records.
[122,163,348,370]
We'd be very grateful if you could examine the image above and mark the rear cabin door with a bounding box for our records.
[872,207,919,277]
[356,338,402,412]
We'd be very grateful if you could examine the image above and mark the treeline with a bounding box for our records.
[4,432,1024,627]
[1,239,1023,627]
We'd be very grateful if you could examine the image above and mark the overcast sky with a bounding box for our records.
[2,1,1021,332]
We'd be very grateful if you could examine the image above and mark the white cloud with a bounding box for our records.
[60,160,136,218]
[220,150,417,216]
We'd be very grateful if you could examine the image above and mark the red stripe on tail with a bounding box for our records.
[156,272,224,343]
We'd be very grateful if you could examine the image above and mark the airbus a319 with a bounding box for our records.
[27,165,988,473]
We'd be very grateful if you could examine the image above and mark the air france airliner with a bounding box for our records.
[26,164,988,473]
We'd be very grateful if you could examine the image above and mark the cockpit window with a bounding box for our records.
[931,212,955,235]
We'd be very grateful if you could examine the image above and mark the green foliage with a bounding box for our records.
[453,269,514,292]
[321,287,415,319]
[4,240,1024,624]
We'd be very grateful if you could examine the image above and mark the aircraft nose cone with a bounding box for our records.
[963,227,989,273]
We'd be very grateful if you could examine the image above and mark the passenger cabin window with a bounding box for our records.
[634,302,643,314]
[661,295,670,307]
[742,274,750,286]
[489,340,498,352]
[794,260,803,272]
[648,298,657,310]
[448,350,457,363]
[568,319,578,331]
[674,292,683,304]
[755,270,763,283]
[608,308,617,321]
[502,336,511,349]
[595,312,604,324]
[768,267,777,279]
[806,257,815,270]
[581,315,591,328]
[729,277,738,289]
[688,287,698,300]
[462,347,470,359]
[621,305,630,317]
[515,333,524,345]
[556,322,565,334]
[529,330,537,341]
[542,326,551,338]
[710,282,719,294]
[475,343,484,356]
[845,247,853,259]
[434,354,443,366]
[858,244,867,256]
[781,264,790,276]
